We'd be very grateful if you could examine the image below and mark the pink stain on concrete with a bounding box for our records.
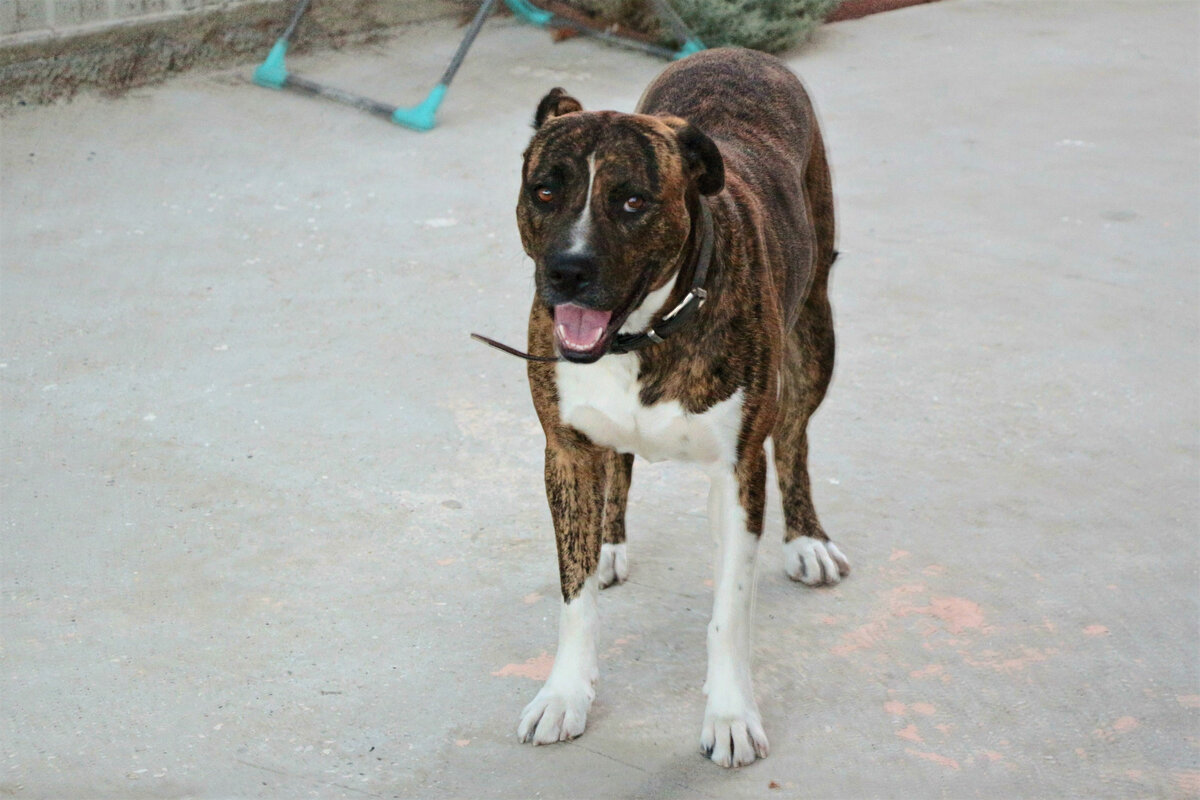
[1112,716,1139,733]
[914,619,941,637]
[910,663,945,679]
[1178,695,1200,709]
[492,651,554,681]
[1093,716,1140,742]
[922,564,946,576]
[602,634,639,660]
[832,584,924,655]
[889,549,911,561]
[961,645,1055,673]
[436,557,456,566]
[896,724,923,743]
[1174,771,1200,796]
[925,596,986,634]
[884,701,907,715]
[831,619,890,656]
[982,750,1004,762]
[910,702,936,716]
[905,748,960,771]
[819,614,841,625]
[522,591,543,604]
[833,585,992,663]
[1083,624,1109,636]
[889,589,985,635]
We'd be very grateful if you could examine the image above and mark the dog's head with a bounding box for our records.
[517,88,724,363]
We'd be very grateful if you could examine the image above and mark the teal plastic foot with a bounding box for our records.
[253,39,290,88]
[392,84,446,132]
[505,0,553,27]
[673,38,705,60]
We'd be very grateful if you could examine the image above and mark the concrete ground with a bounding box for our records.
[2,1,1198,797]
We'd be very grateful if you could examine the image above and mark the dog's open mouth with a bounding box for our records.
[550,268,659,363]
[554,304,614,361]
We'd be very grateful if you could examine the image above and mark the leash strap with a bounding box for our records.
[470,332,559,362]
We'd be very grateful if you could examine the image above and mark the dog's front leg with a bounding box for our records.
[598,450,633,588]
[517,438,605,745]
[701,447,771,767]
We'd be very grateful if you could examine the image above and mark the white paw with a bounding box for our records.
[598,542,628,588]
[700,697,769,767]
[784,537,850,586]
[517,680,595,745]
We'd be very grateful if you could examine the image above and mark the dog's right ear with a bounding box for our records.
[674,122,724,195]
[534,88,583,128]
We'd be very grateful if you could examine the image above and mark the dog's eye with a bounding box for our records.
[622,196,646,213]
[535,186,556,203]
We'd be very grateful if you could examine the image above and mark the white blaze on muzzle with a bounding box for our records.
[565,152,598,256]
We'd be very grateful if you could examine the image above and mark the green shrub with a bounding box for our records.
[562,0,840,54]
[670,0,840,53]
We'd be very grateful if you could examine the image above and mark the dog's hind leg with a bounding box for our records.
[598,450,633,588]
[773,125,849,586]
[773,290,850,586]
[518,438,605,745]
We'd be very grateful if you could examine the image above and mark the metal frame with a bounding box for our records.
[253,0,500,131]
[252,0,705,132]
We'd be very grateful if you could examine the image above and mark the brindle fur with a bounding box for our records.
[601,451,634,548]
[518,48,840,604]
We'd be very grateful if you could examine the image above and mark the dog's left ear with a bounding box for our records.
[666,119,724,195]
[534,88,583,128]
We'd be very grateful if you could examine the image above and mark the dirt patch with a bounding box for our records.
[828,0,943,23]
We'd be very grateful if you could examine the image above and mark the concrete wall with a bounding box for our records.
[2,0,287,42]
[0,0,465,105]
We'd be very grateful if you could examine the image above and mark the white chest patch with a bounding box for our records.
[555,355,744,466]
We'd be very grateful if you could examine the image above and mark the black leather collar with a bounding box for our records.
[472,201,714,364]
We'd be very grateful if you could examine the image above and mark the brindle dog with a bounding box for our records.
[513,48,850,768]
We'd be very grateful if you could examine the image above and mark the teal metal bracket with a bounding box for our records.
[253,39,290,89]
[392,84,447,132]
[673,37,705,59]
[505,0,553,26]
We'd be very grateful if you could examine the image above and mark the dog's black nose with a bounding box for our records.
[546,253,596,297]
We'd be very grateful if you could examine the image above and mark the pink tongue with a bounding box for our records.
[554,304,613,351]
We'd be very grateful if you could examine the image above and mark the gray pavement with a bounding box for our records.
[2,1,1198,797]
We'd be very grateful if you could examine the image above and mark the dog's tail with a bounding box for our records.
[805,126,838,294]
